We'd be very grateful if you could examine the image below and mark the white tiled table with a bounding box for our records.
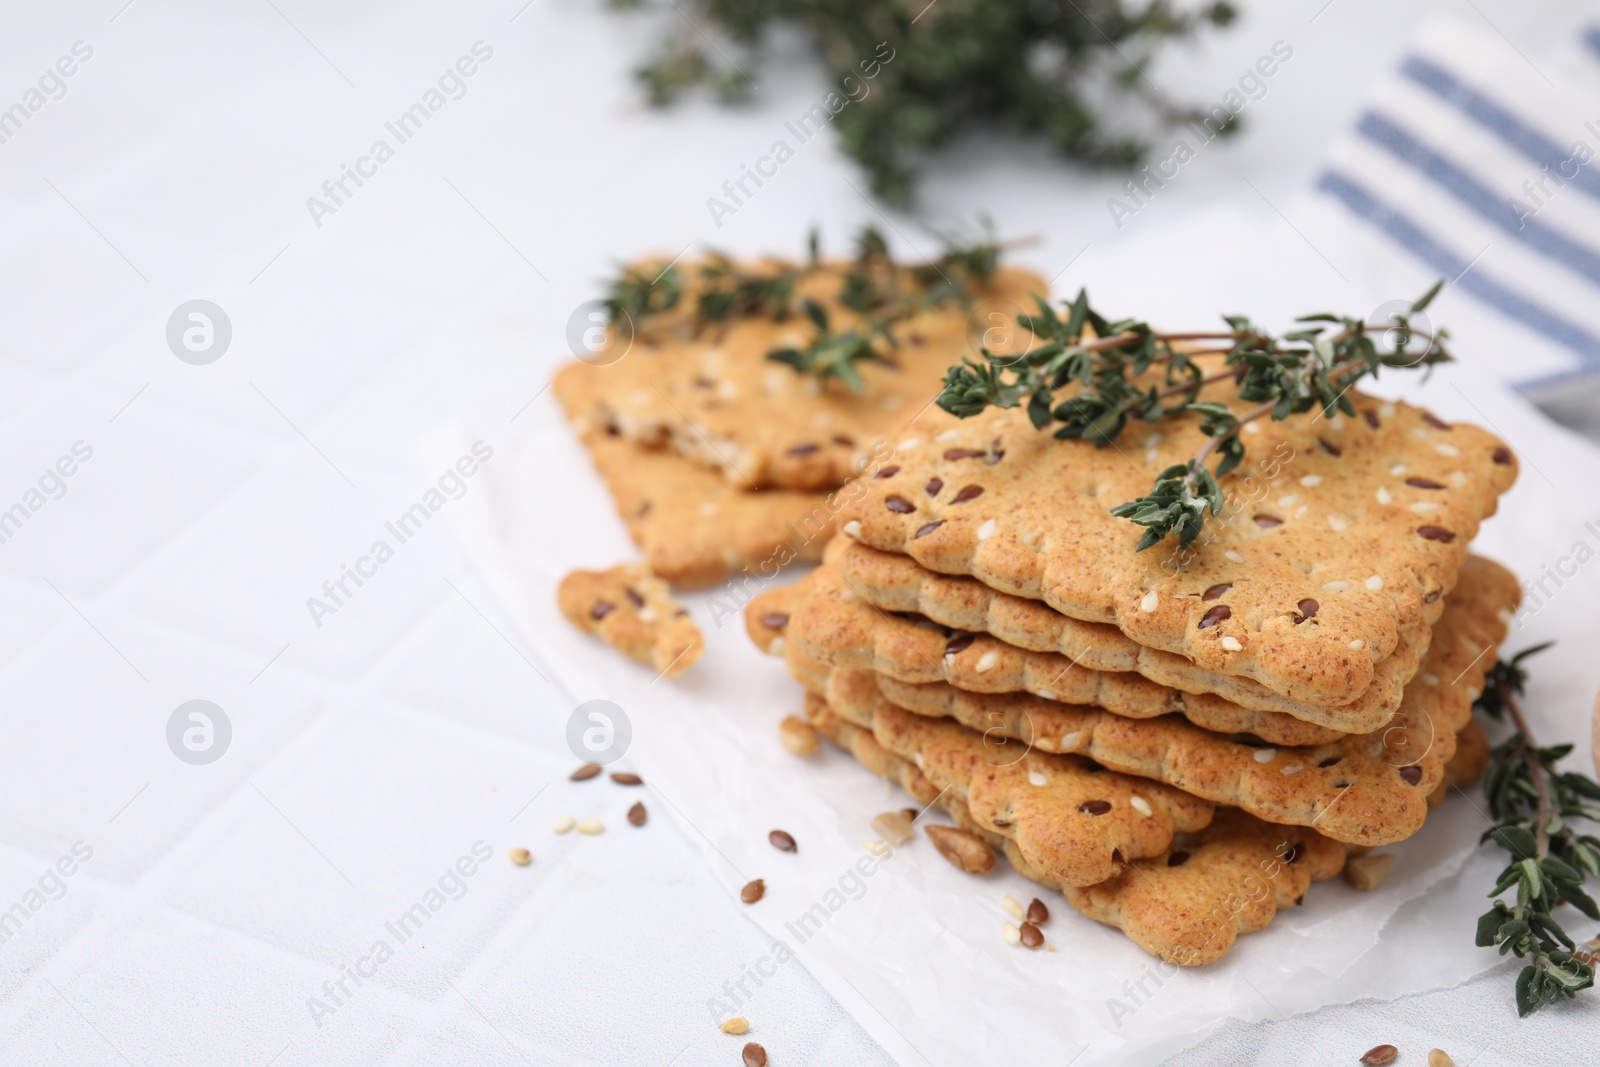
[0,1,1590,1064]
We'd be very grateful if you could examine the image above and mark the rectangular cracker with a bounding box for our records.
[752,563,1394,739]
[554,260,1046,491]
[803,694,1346,966]
[838,383,1517,707]
[773,558,1425,737]
[826,535,1420,730]
[771,555,1518,846]
[566,428,840,588]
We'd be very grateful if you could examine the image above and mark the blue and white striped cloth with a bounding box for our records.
[1315,17,1600,398]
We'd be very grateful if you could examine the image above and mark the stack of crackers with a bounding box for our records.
[554,247,1523,966]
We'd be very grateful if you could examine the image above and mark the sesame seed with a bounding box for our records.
[1253,748,1277,763]
[1130,796,1153,817]
[1437,443,1460,456]
[1410,501,1440,512]
[1376,487,1392,504]
[1380,402,1396,417]
[975,650,998,672]
[977,519,998,541]
[1327,515,1348,531]
[1145,448,1158,461]
[768,636,786,656]
[1349,639,1365,651]
[1002,922,1022,945]
[898,438,921,450]
[1281,764,1306,776]
[881,395,903,411]
[1279,494,1300,507]
[552,815,575,834]
[1330,415,1346,430]
[1243,422,1260,434]
[1324,580,1351,591]
[1366,574,1384,590]
[576,819,605,835]
[1293,505,1308,519]
[699,501,718,516]
[1028,770,1048,787]
[1225,550,1245,563]
[1390,464,1406,476]
[843,520,861,538]
[721,1017,750,1035]
[1221,636,1243,651]
[1002,895,1024,920]
[1300,475,1323,487]
[938,429,962,442]
[1420,672,1438,685]
[508,847,532,866]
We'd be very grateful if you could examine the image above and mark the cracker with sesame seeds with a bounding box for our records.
[569,428,837,588]
[773,555,1518,847]
[553,260,1046,491]
[803,695,1345,966]
[836,383,1516,708]
[801,691,1213,886]
[770,557,1409,737]
[826,535,1423,731]
[557,563,703,678]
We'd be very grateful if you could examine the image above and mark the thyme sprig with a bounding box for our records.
[767,300,891,393]
[599,226,1009,392]
[935,283,1451,550]
[608,0,1239,201]
[1472,643,1600,1016]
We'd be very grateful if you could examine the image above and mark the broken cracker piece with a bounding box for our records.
[558,563,702,678]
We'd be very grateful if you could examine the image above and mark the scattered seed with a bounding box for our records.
[1399,766,1423,785]
[1139,590,1159,613]
[576,819,605,835]
[1027,770,1048,787]
[769,829,797,853]
[1002,922,1022,945]
[1199,604,1231,629]
[740,879,766,904]
[1027,898,1049,925]
[1360,1045,1398,1066]
[778,715,820,756]
[1221,636,1243,652]
[1129,796,1153,817]
[570,764,602,781]
[742,1041,768,1067]
[1019,922,1044,949]
[925,825,995,873]
[628,801,647,826]
[1253,748,1277,763]
[1078,799,1112,815]
[610,772,643,785]
[1345,853,1395,891]
[871,810,914,847]
[1428,1050,1455,1067]
[508,848,531,866]
[901,807,920,822]
[1002,895,1024,920]
[552,815,575,834]
[720,1017,750,1035]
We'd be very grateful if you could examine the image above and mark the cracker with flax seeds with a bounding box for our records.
[763,555,1518,847]
[757,563,1411,737]
[567,426,841,588]
[803,694,1345,966]
[837,382,1516,707]
[557,563,702,678]
[554,259,1046,491]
